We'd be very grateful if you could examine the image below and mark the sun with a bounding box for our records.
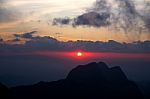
[77,52,83,57]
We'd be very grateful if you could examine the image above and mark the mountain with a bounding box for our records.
[137,81,150,99]
[0,83,9,98]
[4,62,144,99]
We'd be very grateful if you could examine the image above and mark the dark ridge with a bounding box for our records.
[0,83,9,98]
[1,62,144,99]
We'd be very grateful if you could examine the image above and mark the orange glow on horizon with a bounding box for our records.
[14,51,150,61]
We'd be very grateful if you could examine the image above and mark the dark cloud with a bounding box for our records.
[93,0,150,33]
[73,12,110,27]
[0,38,3,42]
[52,12,111,28]
[72,0,111,27]
[14,31,38,39]
[53,0,150,33]
[1,31,150,53]
[0,38,3,41]
[52,17,71,26]
[11,38,21,42]
[52,0,111,27]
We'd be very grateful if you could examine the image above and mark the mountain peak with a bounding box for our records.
[66,62,127,83]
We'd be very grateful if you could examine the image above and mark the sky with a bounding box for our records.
[0,0,96,42]
[0,0,150,42]
[0,0,150,87]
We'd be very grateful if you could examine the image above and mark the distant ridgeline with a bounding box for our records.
[0,62,144,99]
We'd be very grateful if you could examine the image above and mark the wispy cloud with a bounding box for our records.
[53,0,150,34]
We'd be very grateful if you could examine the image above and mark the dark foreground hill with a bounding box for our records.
[0,82,9,98]
[1,62,144,99]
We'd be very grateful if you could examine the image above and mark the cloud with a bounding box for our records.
[52,0,150,33]
[11,38,21,42]
[0,38,3,42]
[72,0,111,27]
[111,0,146,33]
[52,17,72,26]
[73,12,110,27]
[52,11,111,28]
[142,1,150,31]
[14,31,38,39]
[1,31,150,53]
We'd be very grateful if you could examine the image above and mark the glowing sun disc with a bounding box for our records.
[77,52,83,57]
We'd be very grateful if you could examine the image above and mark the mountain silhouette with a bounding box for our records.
[0,83,9,98]
[1,62,144,99]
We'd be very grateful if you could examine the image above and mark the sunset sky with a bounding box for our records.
[0,0,150,43]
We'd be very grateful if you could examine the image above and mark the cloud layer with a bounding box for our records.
[1,31,150,53]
